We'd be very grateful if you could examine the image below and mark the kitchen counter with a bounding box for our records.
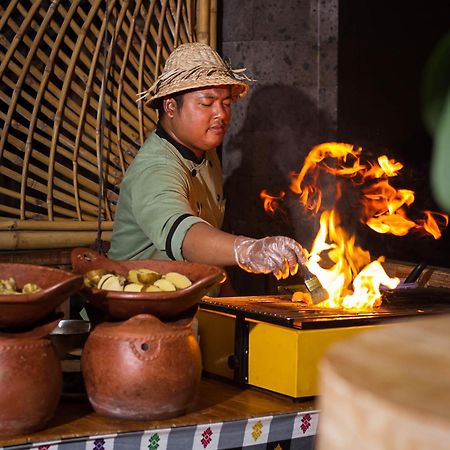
[0,377,318,449]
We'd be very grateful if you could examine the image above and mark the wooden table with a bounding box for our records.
[0,377,318,449]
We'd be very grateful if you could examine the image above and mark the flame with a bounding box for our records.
[260,190,285,215]
[300,209,400,310]
[261,142,448,311]
[289,142,361,213]
[264,142,448,240]
[418,211,449,239]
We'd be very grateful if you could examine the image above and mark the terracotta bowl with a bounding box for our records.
[0,264,84,329]
[71,248,226,320]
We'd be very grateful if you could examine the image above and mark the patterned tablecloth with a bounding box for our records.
[1,411,319,450]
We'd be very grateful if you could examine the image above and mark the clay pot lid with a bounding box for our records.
[92,314,192,339]
[0,319,60,346]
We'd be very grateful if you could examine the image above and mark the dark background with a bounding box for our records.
[219,1,450,294]
[337,1,450,268]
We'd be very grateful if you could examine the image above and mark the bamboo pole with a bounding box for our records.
[155,1,170,78]
[47,0,114,220]
[0,0,47,161]
[137,0,158,145]
[170,0,190,46]
[13,4,139,164]
[57,6,143,136]
[209,0,217,49]
[0,130,104,220]
[115,0,145,177]
[21,0,80,220]
[119,5,159,136]
[0,92,121,197]
[79,3,149,115]
[0,67,123,187]
[1,106,113,205]
[96,2,117,222]
[0,0,20,33]
[179,1,191,44]
[0,220,114,231]
[69,1,122,222]
[0,156,100,218]
[0,230,113,250]
[196,0,210,45]
[187,0,195,41]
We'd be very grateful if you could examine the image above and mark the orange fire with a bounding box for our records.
[260,190,285,215]
[292,210,400,310]
[263,142,448,311]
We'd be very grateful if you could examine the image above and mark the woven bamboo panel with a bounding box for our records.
[0,0,215,249]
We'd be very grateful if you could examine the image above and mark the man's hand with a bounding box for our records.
[233,236,307,279]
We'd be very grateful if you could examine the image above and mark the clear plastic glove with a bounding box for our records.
[233,235,307,280]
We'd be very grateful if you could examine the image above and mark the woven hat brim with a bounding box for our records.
[147,78,250,108]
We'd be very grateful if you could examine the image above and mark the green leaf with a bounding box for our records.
[422,31,450,136]
[431,88,450,213]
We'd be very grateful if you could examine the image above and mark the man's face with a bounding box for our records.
[164,86,232,157]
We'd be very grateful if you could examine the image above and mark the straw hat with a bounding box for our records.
[137,42,252,108]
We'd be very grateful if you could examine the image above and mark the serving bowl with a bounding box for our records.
[0,263,83,329]
[71,248,226,320]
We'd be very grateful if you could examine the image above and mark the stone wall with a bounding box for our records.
[218,0,338,294]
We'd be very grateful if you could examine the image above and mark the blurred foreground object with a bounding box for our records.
[317,314,450,449]
[422,31,450,212]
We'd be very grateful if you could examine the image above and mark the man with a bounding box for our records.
[109,42,307,290]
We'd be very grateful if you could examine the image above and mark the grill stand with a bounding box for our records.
[198,293,450,399]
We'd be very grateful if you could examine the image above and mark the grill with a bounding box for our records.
[197,284,450,399]
[200,288,450,329]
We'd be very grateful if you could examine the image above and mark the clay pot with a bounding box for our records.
[81,314,202,420]
[0,320,62,436]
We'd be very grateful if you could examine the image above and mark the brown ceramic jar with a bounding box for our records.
[81,314,202,420]
[0,322,62,436]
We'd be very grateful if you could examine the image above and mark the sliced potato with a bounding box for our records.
[0,289,20,295]
[144,284,162,292]
[153,278,176,292]
[0,278,42,295]
[163,272,192,289]
[0,278,17,292]
[84,269,109,288]
[123,283,144,292]
[127,268,161,285]
[97,274,125,291]
[22,283,42,294]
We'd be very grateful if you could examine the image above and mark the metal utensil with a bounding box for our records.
[302,265,329,304]
[50,320,91,358]
[404,262,427,284]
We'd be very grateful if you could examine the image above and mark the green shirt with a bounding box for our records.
[109,128,225,261]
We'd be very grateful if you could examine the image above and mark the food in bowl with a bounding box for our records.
[83,269,192,293]
[0,277,42,295]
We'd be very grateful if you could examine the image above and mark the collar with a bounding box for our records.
[156,124,205,164]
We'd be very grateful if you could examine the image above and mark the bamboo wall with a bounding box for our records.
[0,0,216,253]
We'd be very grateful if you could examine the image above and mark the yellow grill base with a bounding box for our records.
[198,308,378,398]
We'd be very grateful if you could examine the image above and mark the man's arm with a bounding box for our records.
[182,222,308,281]
[182,222,237,266]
